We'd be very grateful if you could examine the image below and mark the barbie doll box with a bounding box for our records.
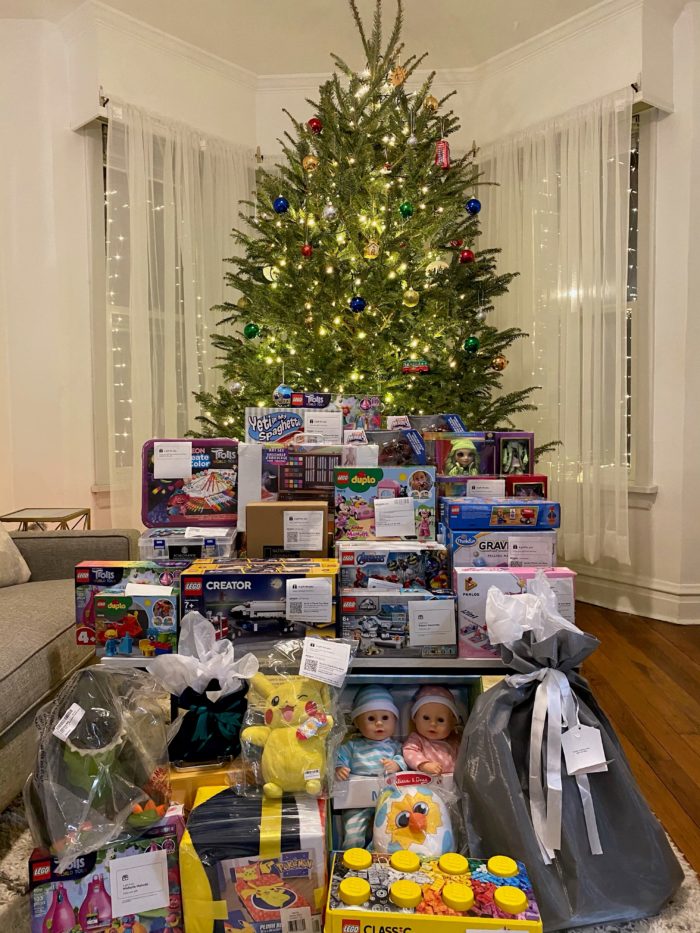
[334,465,437,541]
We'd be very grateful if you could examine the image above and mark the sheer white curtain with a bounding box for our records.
[105,100,255,528]
[479,88,633,565]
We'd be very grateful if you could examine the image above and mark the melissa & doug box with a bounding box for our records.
[444,528,557,569]
[94,590,179,659]
[29,804,185,933]
[334,466,437,541]
[454,566,576,659]
[442,497,561,531]
[141,438,238,527]
[336,541,449,591]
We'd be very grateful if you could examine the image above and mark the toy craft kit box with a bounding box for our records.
[334,466,437,541]
[138,526,238,561]
[438,473,549,500]
[142,438,238,527]
[441,497,561,531]
[336,541,449,591]
[454,567,576,659]
[340,590,457,659]
[324,850,542,933]
[94,590,179,659]
[28,804,185,933]
[443,528,558,569]
[180,785,328,933]
[180,558,339,648]
[237,442,379,531]
[75,560,189,646]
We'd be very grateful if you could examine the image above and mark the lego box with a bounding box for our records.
[444,528,558,569]
[340,590,457,658]
[454,567,576,659]
[334,466,437,541]
[141,438,238,527]
[29,805,185,933]
[181,558,339,650]
[94,590,179,659]
[336,541,449,591]
[442,497,561,531]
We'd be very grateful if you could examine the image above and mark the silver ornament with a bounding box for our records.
[407,134,418,147]
[322,203,337,221]
[475,308,488,322]
[228,380,244,395]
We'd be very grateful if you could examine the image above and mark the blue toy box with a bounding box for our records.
[443,528,558,569]
[336,541,450,591]
[442,497,561,531]
[334,466,437,541]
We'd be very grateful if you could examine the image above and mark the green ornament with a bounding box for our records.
[243,322,260,340]
[399,201,414,218]
[464,336,480,353]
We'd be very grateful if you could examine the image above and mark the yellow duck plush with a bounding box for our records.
[241,672,333,797]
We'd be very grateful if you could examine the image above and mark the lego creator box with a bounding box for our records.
[438,473,549,499]
[445,528,558,569]
[141,438,238,527]
[442,497,561,531]
[237,442,379,531]
[181,558,338,650]
[138,526,238,561]
[334,466,436,542]
[434,433,497,475]
[454,567,576,659]
[29,805,185,933]
[94,589,179,659]
[75,560,189,646]
[340,590,456,658]
[180,786,327,933]
[336,541,449,591]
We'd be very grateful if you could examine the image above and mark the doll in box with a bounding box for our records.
[402,686,461,776]
[501,438,530,474]
[442,439,480,476]
[335,686,405,848]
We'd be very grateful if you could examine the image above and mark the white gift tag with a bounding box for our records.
[303,410,343,443]
[280,905,314,933]
[284,511,325,551]
[408,601,456,646]
[153,441,192,479]
[299,636,351,687]
[367,576,403,590]
[286,578,333,624]
[374,496,415,537]
[124,582,173,596]
[108,849,169,916]
[52,703,85,741]
[467,478,506,498]
[508,534,555,567]
[562,724,608,775]
[184,526,229,538]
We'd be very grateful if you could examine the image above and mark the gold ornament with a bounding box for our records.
[424,94,439,112]
[426,259,449,276]
[364,240,380,260]
[492,353,509,372]
[236,295,250,308]
[389,65,407,87]
[402,287,420,308]
[302,154,319,173]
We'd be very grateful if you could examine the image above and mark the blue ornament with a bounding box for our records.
[465,197,481,215]
[273,383,293,406]
[273,196,290,214]
[350,295,366,313]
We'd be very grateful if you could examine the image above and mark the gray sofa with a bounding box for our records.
[0,529,140,812]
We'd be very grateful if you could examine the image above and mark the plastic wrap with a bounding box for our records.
[456,575,683,930]
[373,771,459,856]
[240,638,352,798]
[24,667,170,871]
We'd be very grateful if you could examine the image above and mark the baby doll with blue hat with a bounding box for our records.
[335,685,405,848]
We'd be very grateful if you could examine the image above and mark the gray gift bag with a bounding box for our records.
[456,580,683,931]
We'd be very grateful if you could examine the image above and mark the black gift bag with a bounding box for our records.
[168,681,248,765]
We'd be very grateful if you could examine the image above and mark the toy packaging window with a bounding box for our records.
[138,526,238,561]
[336,541,449,592]
[334,466,437,541]
[434,434,497,476]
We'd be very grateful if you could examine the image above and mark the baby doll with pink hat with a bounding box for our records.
[402,685,461,775]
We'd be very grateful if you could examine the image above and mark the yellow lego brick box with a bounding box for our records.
[179,785,329,933]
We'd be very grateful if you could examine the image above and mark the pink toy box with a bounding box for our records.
[28,805,185,933]
[334,466,437,541]
[454,567,576,659]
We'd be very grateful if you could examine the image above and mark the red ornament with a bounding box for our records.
[449,239,464,248]
[307,117,323,135]
[459,249,475,264]
[381,161,392,174]
[301,243,313,258]
[434,138,451,169]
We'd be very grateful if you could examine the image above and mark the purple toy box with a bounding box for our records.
[142,438,238,527]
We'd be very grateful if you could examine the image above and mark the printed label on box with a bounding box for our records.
[108,849,169,916]
[300,637,351,687]
[153,441,192,479]
[408,601,456,646]
[374,497,415,537]
[507,535,557,567]
[304,410,343,444]
[52,703,85,741]
[286,578,333,624]
[467,478,506,498]
[284,511,325,551]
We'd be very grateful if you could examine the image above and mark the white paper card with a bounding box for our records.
[303,410,343,443]
[52,703,85,741]
[408,601,456,646]
[562,725,608,775]
[284,511,325,551]
[508,535,555,568]
[280,906,314,933]
[108,849,169,916]
[125,582,173,597]
[467,478,506,498]
[374,496,415,537]
[386,415,411,429]
[184,526,229,538]
[286,578,333,624]
[153,441,192,479]
[367,576,403,590]
[299,636,351,687]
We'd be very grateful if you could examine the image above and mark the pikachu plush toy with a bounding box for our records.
[241,672,333,797]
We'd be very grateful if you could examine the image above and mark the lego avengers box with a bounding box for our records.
[181,558,339,650]
[442,497,561,531]
[336,541,449,591]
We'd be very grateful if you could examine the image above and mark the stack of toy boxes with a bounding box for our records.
[440,496,575,659]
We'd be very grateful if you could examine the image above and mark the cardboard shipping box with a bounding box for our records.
[246,500,330,558]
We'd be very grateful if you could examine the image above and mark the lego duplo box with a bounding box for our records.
[75,560,189,647]
[454,567,576,660]
[340,589,457,659]
[444,528,557,569]
[334,465,437,541]
[94,589,179,659]
[336,540,449,591]
[29,804,185,933]
[442,497,561,532]
[181,558,339,650]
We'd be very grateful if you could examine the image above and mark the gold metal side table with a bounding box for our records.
[0,507,91,531]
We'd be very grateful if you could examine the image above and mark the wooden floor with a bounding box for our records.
[579,601,700,874]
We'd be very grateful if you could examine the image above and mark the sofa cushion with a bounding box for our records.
[0,579,92,735]
[0,526,30,588]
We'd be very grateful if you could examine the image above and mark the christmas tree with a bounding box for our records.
[193,0,538,438]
